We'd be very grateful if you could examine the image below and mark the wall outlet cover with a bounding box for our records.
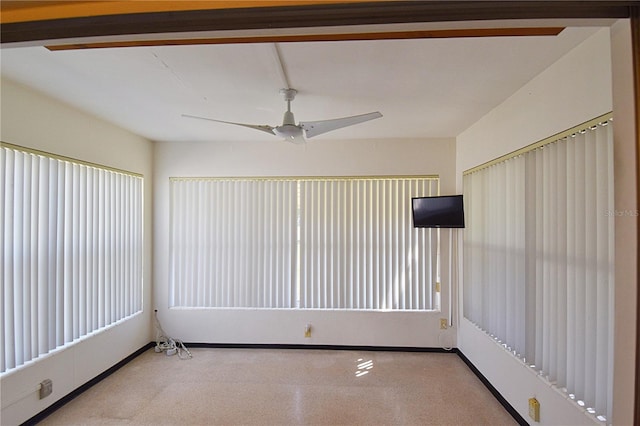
[40,379,53,399]
[528,397,540,422]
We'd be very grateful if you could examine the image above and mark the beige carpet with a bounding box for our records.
[37,348,518,425]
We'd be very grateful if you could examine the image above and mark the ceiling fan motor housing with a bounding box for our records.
[274,124,304,142]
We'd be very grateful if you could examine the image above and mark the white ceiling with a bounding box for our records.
[0,23,605,143]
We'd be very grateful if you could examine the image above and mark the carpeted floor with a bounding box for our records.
[37,348,518,425]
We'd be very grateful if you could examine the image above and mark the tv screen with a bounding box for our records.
[412,195,465,228]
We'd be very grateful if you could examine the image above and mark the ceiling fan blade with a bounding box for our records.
[182,114,275,136]
[299,111,382,138]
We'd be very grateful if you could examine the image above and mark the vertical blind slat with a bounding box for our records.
[4,149,16,370]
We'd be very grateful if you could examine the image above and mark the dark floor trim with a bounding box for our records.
[185,342,456,353]
[21,342,154,426]
[456,350,529,426]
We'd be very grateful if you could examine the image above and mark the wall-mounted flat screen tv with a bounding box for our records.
[412,195,465,228]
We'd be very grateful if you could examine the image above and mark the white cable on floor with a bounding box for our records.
[154,310,192,360]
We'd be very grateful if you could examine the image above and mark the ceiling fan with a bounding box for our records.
[182,88,382,144]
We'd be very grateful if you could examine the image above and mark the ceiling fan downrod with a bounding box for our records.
[280,88,297,126]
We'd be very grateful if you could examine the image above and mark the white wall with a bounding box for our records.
[609,18,638,426]
[154,136,458,348]
[456,27,613,183]
[0,78,154,426]
[456,25,637,425]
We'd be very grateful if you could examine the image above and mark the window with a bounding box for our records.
[463,115,614,421]
[1,143,143,374]
[170,178,297,308]
[169,176,439,310]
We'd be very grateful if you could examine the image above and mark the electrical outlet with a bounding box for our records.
[528,397,540,422]
[440,318,448,329]
[304,324,312,338]
[40,379,53,399]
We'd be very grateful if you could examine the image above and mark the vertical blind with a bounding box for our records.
[1,144,143,374]
[169,176,438,310]
[169,178,298,308]
[463,116,614,421]
[298,178,438,310]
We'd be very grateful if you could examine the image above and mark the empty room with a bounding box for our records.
[1,1,638,425]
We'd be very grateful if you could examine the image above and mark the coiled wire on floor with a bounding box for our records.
[154,310,192,360]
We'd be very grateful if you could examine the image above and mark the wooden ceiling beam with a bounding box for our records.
[0,1,378,24]
[1,1,634,45]
[45,27,566,51]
